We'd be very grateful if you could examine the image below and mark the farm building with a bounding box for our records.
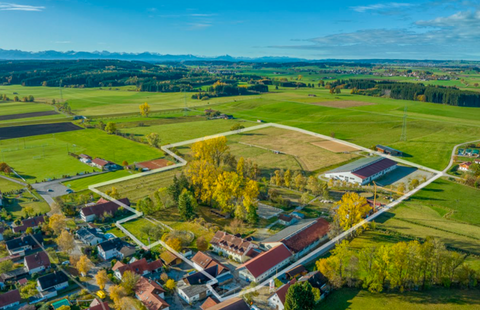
[92,158,117,171]
[237,244,292,283]
[324,156,397,185]
[376,145,403,156]
[210,231,257,263]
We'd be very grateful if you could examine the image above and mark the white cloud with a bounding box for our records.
[188,23,212,30]
[351,2,412,13]
[0,2,45,11]
[269,9,480,59]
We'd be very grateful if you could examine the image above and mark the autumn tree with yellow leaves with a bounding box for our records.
[76,255,94,277]
[333,192,371,231]
[139,102,150,117]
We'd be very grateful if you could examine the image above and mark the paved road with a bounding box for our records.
[0,174,26,187]
[443,138,480,175]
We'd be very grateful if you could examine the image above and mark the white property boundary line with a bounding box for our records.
[88,122,445,302]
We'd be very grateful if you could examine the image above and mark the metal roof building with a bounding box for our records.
[324,156,397,185]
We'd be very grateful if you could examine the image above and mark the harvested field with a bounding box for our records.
[0,111,58,121]
[311,100,374,108]
[0,122,82,140]
[136,158,173,170]
[311,140,360,153]
[230,127,359,172]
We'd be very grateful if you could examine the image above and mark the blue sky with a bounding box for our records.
[1,0,480,59]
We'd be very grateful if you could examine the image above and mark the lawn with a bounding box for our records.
[120,118,257,145]
[0,85,259,116]
[319,288,480,310]
[0,177,24,192]
[98,168,179,202]
[0,128,162,182]
[121,218,158,245]
[4,190,50,218]
[375,179,480,254]
[62,170,133,191]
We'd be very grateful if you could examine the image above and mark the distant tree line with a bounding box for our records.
[329,79,480,107]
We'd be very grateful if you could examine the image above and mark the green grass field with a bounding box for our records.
[0,177,24,192]
[5,190,50,217]
[0,128,162,182]
[208,88,480,170]
[98,168,179,202]
[375,179,480,254]
[120,118,257,145]
[62,170,133,191]
[320,288,480,310]
[0,85,260,117]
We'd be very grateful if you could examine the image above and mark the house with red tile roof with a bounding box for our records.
[459,162,473,172]
[0,289,21,310]
[134,277,169,310]
[191,251,227,274]
[268,279,296,310]
[263,219,330,260]
[12,215,45,233]
[24,251,51,275]
[210,231,257,263]
[112,258,163,280]
[80,198,129,222]
[237,244,292,283]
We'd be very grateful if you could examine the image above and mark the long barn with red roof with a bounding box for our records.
[324,156,397,185]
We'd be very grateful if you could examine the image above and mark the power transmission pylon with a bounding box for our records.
[400,105,407,141]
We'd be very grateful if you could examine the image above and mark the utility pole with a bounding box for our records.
[400,105,407,141]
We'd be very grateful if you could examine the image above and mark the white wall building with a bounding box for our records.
[324,156,397,185]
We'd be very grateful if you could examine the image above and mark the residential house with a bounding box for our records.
[134,276,169,310]
[191,252,228,274]
[6,233,43,256]
[267,279,296,310]
[37,271,69,293]
[210,232,257,263]
[237,244,292,283]
[160,251,182,266]
[24,251,51,275]
[80,198,129,222]
[0,289,21,310]
[298,271,330,300]
[112,258,163,280]
[459,162,473,171]
[476,159,480,164]
[97,238,135,260]
[278,214,296,226]
[76,227,104,246]
[202,297,250,310]
[92,158,117,171]
[12,216,45,234]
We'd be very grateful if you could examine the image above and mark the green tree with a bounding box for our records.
[284,281,315,310]
[146,132,160,147]
[178,189,196,220]
[105,122,117,134]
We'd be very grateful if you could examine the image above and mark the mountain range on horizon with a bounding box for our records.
[0,49,469,64]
